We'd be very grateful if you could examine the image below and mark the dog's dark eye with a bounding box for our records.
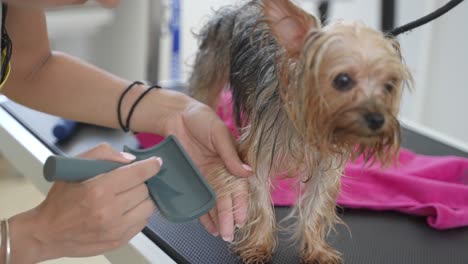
[385,81,395,93]
[333,73,354,91]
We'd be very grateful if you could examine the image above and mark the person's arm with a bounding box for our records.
[2,6,187,136]
[3,5,252,241]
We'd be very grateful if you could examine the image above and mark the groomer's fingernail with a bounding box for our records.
[211,231,219,237]
[120,152,136,161]
[156,157,163,166]
[242,164,253,172]
[223,235,233,242]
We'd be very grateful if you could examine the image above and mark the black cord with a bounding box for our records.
[117,81,144,132]
[381,0,395,33]
[125,84,161,133]
[318,1,329,25]
[387,0,465,37]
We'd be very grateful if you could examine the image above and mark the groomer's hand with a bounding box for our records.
[166,100,252,242]
[7,143,161,263]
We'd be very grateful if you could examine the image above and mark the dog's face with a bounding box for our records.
[303,23,411,161]
[264,0,412,162]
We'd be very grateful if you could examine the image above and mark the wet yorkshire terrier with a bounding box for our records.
[188,0,412,263]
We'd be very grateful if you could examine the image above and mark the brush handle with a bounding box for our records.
[42,136,216,223]
[43,156,124,182]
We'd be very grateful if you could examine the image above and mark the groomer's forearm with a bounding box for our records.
[3,6,191,136]
[4,51,191,135]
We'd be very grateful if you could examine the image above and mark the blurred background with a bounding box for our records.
[44,0,468,148]
[0,1,465,263]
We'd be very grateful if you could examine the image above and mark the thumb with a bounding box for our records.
[212,121,253,178]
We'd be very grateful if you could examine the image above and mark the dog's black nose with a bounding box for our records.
[364,113,385,130]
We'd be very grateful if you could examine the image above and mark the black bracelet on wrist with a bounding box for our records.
[125,84,161,132]
[118,82,162,133]
[118,81,144,132]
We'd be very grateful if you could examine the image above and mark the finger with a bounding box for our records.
[98,157,162,193]
[199,214,218,236]
[212,121,253,178]
[77,143,136,164]
[122,198,155,225]
[217,195,235,242]
[233,184,249,228]
[116,183,150,215]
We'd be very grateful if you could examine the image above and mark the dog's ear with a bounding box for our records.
[264,0,319,56]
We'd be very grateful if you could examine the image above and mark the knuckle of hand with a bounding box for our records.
[86,185,106,201]
[94,209,112,227]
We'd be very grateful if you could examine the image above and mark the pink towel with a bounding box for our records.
[136,91,468,230]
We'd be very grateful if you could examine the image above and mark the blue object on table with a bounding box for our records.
[52,119,78,142]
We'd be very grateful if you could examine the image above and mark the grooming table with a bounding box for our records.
[1,96,468,264]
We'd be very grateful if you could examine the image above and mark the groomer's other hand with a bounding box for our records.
[199,177,249,242]
[8,143,161,263]
[165,99,252,241]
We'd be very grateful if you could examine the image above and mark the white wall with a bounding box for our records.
[408,0,468,145]
[47,1,150,81]
[328,0,381,28]
[396,1,436,121]
[89,1,150,81]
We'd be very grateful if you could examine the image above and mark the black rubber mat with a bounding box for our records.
[144,207,468,264]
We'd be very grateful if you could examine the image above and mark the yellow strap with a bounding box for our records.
[0,48,11,91]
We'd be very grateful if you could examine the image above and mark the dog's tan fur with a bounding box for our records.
[189,0,412,263]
